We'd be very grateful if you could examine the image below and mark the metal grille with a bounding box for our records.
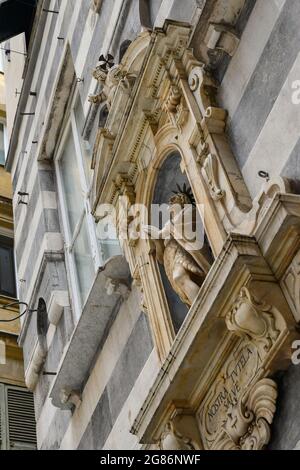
[7,387,37,449]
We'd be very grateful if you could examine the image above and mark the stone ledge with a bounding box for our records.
[49,255,131,409]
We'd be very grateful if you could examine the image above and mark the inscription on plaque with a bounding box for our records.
[199,341,262,446]
[207,346,255,421]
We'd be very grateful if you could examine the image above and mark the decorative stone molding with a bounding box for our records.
[226,287,280,352]
[89,64,136,110]
[190,0,247,68]
[166,85,181,113]
[48,290,70,326]
[187,65,299,240]
[91,0,102,14]
[188,66,219,117]
[157,412,203,450]
[114,173,136,204]
[200,152,225,201]
[222,378,277,450]
[89,26,300,447]
[204,23,239,57]
[59,388,82,409]
[130,232,299,449]
[281,248,300,323]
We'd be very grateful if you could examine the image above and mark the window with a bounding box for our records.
[0,384,37,450]
[56,123,98,311]
[0,236,16,298]
[0,122,5,165]
[56,93,116,315]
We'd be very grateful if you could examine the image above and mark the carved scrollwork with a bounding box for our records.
[159,421,196,450]
[165,85,181,114]
[200,153,225,201]
[188,66,218,117]
[114,173,136,204]
[226,287,280,351]
[224,378,277,450]
[158,413,203,451]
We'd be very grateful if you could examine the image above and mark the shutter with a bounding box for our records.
[0,383,7,449]
[6,386,37,450]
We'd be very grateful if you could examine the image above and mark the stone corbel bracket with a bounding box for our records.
[204,23,239,57]
[48,290,70,326]
[188,66,219,118]
[59,388,82,409]
[156,409,203,451]
[49,255,131,409]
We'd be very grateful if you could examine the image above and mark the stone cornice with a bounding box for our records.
[130,213,300,448]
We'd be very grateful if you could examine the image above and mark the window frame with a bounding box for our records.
[0,383,36,450]
[0,235,16,299]
[55,90,102,319]
[0,118,8,166]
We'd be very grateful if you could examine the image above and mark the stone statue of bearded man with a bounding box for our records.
[144,184,213,306]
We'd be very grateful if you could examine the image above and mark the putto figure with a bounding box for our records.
[144,184,213,306]
[89,63,136,109]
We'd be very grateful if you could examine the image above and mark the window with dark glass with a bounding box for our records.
[0,236,16,298]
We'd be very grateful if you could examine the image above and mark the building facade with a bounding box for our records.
[0,69,36,450]
[3,0,300,450]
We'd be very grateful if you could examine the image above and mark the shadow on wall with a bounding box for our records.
[268,364,300,450]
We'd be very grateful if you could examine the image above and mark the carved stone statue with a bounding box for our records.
[144,185,213,306]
